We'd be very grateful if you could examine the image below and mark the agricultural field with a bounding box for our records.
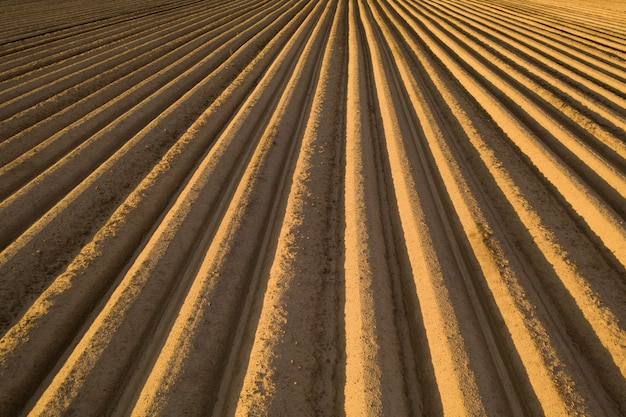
[0,0,625,415]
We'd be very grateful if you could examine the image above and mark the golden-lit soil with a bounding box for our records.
[1,0,625,415]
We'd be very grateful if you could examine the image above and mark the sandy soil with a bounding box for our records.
[1,0,625,415]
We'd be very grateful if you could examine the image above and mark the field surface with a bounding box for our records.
[1,0,625,415]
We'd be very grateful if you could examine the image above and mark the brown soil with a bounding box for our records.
[1,0,625,415]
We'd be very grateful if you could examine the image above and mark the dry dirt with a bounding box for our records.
[1,0,625,415]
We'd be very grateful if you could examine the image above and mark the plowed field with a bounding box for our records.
[1,0,625,415]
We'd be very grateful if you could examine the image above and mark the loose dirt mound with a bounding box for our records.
[1,0,625,415]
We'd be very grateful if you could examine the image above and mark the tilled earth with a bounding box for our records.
[1,0,625,415]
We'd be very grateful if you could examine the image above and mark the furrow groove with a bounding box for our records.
[1,0,624,415]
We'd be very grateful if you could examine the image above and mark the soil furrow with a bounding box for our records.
[419,0,626,146]
[0,2,314,414]
[0,0,294,250]
[0,0,277,170]
[0,1,218,82]
[432,0,626,77]
[0,0,250,132]
[433,0,626,64]
[0,0,265,124]
[1,0,624,415]
[115,1,334,415]
[509,0,626,38]
[380,0,619,412]
[407,0,626,116]
[382,0,626,412]
[401,0,626,218]
[424,0,626,108]
[389,0,626,270]
[369,1,537,415]
[0,0,304,341]
[0,0,202,47]
[343,2,430,415]
[222,3,344,415]
[360,0,509,414]
[468,0,626,47]
[21,2,323,413]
